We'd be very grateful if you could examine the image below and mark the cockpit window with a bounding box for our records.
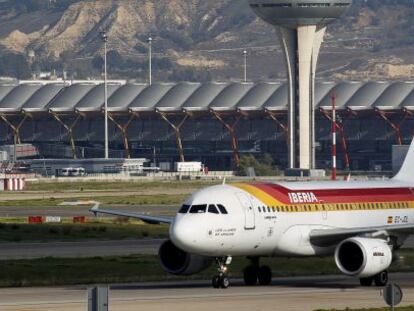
[217,204,228,214]
[178,204,190,213]
[189,204,207,214]
[208,204,219,214]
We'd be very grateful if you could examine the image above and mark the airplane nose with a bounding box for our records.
[170,219,197,252]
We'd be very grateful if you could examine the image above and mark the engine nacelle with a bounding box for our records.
[158,240,212,275]
[335,237,392,278]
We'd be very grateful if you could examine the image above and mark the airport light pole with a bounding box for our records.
[243,50,247,82]
[148,36,152,85]
[331,93,337,181]
[101,30,109,159]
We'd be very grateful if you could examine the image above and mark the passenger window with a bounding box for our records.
[178,204,190,214]
[189,204,207,214]
[217,204,228,214]
[208,204,219,214]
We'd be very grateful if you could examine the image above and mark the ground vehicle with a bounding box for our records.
[60,167,86,177]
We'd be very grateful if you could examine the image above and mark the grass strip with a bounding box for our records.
[1,249,414,287]
[0,255,334,287]
[0,222,169,242]
[25,180,217,192]
[0,194,187,207]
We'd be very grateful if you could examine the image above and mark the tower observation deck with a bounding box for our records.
[248,0,352,169]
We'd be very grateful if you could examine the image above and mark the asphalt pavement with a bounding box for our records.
[0,273,414,311]
[0,239,164,259]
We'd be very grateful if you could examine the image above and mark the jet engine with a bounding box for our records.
[335,237,392,278]
[158,240,212,275]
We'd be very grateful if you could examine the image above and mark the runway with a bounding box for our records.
[0,273,414,311]
[0,239,164,259]
[0,205,178,217]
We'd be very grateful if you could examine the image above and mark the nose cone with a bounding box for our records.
[170,217,198,253]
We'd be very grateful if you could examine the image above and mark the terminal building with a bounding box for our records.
[0,80,413,171]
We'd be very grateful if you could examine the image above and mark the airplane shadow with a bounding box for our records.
[101,276,360,291]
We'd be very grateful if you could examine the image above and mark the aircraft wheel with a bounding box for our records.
[258,265,272,286]
[243,265,258,286]
[360,277,373,287]
[220,275,230,289]
[374,271,388,287]
[212,275,221,288]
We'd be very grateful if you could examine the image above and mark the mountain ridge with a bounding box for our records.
[0,0,413,81]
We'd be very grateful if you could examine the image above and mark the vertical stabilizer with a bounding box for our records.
[393,138,414,183]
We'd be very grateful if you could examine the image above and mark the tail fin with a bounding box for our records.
[393,137,414,183]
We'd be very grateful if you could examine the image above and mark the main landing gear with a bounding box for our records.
[243,257,272,286]
[212,257,232,289]
[360,270,388,287]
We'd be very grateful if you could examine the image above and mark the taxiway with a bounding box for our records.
[0,273,414,311]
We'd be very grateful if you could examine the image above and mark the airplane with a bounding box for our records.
[91,137,414,289]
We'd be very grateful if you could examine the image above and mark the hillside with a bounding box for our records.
[0,0,413,81]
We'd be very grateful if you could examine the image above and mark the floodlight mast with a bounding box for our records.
[243,50,248,82]
[248,0,352,169]
[148,36,153,86]
[101,30,109,159]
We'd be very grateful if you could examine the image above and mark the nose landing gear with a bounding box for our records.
[212,256,232,289]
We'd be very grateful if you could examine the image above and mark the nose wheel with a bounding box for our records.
[212,256,232,289]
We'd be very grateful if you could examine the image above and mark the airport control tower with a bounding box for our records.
[248,0,352,170]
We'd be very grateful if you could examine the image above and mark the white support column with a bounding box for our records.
[277,27,296,169]
[278,25,325,170]
[297,25,317,170]
[311,27,326,169]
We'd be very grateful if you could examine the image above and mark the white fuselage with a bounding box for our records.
[170,180,414,258]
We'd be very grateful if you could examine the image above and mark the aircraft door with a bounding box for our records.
[236,192,255,230]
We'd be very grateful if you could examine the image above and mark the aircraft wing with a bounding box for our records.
[90,205,173,225]
[310,223,414,247]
